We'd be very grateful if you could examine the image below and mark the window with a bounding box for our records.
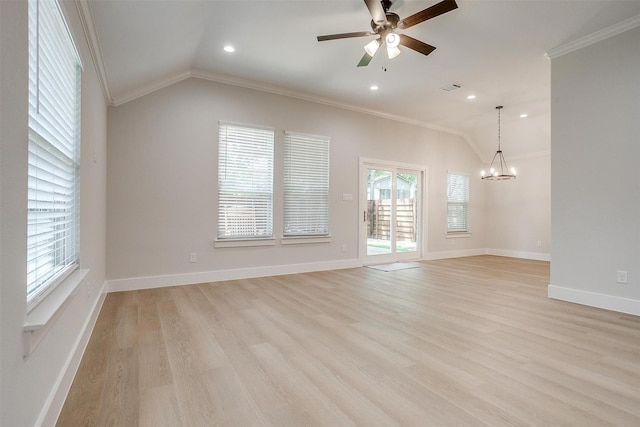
[283,131,330,236]
[447,172,469,233]
[27,0,82,306]
[218,122,274,239]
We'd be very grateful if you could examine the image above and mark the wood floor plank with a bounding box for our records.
[58,256,640,426]
[139,385,182,427]
[137,292,173,390]
[56,293,123,426]
[189,285,310,425]
[240,307,400,426]
[249,342,356,426]
[156,298,218,426]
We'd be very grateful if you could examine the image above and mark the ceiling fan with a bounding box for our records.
[317,0,458,67]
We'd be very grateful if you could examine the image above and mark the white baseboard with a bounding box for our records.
[106,259,362,293]
[485,248,551,262]
[424,248,486,260]
[37,280,107,427]
[107,250,552,293]
[548,284,640,316]
[425,248,550,262]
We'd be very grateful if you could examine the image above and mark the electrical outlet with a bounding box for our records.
[536,240,542,247]
[616,270,628,284]
[189,252,197,263]
[341,243,347,253]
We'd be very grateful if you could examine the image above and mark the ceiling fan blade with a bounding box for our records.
[317,31,373,42]
[399,34,436,56]
[364,0,387,25]
[357,52,374,67]
[398,0,458,29]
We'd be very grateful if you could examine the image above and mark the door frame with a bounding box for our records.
[359,158,428,265]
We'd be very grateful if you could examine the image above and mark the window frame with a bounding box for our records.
[26,0,83,310]
[446,171,470,234]
[283,131,330,238]
[216,121,275,243]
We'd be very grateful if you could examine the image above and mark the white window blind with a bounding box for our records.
[218,122,274,239]
[447,172,469,232]
[27,0,82,305]
[283,131,330,236]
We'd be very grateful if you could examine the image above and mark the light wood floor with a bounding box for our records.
[57,256,640,426]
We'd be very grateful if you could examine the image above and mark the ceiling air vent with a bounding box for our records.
[441,83,462,92]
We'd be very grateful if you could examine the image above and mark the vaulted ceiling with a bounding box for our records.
[87,0,640,160]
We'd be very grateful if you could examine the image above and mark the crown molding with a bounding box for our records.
[110,70,192,107]
[107,66,482,160]
[191,69,483,161]
[75,0,113,105]
[546,14,640,59]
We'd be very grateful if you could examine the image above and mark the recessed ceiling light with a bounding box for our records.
[467,94,476,100]
[520,113,528,118]
[223,45,235,53]
[370,85,379,91]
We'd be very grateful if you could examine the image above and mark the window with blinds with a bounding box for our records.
[283,131,330,237]
[27,0,82,306]
[447,172,469,232]
[218,122,274,239]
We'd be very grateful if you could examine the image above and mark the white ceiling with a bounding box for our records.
[87,0,640,160]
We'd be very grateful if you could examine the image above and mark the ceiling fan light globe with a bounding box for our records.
[364,39,380,56]
[385,32,400,48]
[387,45,401,59]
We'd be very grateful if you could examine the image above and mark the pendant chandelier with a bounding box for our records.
[481,106,516,180]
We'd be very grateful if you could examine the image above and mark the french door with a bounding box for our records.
[360,160,424,264]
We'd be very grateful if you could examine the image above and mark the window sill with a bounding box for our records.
[281,235,332,245]
[23,268,89,356]
[214,238,276,248]
[446,232,472,239]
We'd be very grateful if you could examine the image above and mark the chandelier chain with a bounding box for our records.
[496,105,503,151]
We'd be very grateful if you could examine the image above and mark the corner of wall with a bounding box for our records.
[548,284,640,316]
[36,281,108,427]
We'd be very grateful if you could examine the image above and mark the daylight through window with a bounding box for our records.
[447,172,469,233]
[283,131,330,236]
[218,122,274,239]
[27,0,82,306]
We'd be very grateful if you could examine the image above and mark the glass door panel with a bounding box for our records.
[362,163,422,264]
[395,171,418,254]
[366,168,392,256]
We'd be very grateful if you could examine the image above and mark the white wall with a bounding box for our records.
[0,1,108,425]
[106,77,488,287]
[485,153,551,260]
[549,26,640,315]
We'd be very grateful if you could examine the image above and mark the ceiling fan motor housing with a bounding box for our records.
[371,12,400,33]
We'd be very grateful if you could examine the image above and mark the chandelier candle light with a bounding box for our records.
[481,106,516,180]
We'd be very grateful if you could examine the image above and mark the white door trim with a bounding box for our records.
[359,158,428,265]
